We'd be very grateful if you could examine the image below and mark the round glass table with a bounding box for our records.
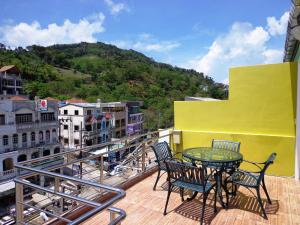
[183,147,243,208]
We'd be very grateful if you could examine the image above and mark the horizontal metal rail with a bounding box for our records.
[14,164,126,225]
[18,130,170,180]
[21,129,166,165]
[14,129,172,224]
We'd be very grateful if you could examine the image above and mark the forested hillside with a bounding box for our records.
[0,42,227,130]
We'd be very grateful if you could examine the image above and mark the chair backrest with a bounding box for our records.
[212,139,241,152]
[165,159,207,187]
[151,141,173,166]
[258,152,277,182]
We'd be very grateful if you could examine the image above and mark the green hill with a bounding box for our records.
[0,42,227,130]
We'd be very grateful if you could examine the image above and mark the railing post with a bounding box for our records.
[142,143,146,172]
[110,210,121,225]
[100,155,104,184]
[54,177,63,213]
[16,182,24,224]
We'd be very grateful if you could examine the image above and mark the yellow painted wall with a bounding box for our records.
[174,62,297,176]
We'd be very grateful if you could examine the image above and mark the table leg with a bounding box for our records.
[215,170,226,209]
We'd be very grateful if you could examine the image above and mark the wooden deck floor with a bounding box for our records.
[82,173,300,225]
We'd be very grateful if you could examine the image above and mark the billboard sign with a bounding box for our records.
[40,99,48,111]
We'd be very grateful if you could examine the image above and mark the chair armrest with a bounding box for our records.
[242,160,263,170]
[237,168,261,175]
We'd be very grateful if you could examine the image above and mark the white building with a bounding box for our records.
[0,97,62,182]
[58,103,112,149]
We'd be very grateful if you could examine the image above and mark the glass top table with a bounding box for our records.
[183,147,243,167]
[183,147,243,208]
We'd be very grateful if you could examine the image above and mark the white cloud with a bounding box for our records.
[262,49,283,63]
[267,11,289,36]
[110,34,180,53]
[185,11,288,83]
[0,13,105,48]
[104,0,129,15]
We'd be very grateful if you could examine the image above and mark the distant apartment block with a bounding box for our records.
[100,102,128,139]
[126,101,143,136]
[0,97,62,182]
[0,65,22,96]
[58,102,112,149]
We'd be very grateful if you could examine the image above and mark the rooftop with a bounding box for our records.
[82,172,300,225]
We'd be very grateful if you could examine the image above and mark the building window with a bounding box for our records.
[87,110,92,115]
[3,135,8,146]
[121,119,125,127]
[121,129,126,137]
[54,147,60,154]
[64,110,68,115]
[16,113,32,124]
[22,133,27,143]
[31,132,35,142]
[74,125,79,131]
[46,130,50,143]
[17,154,27,162]
[74,110,79,115]
[41,112,55,122]
[43,149,50,156]
[85,125,92,131]
[39,131,43,143]
[74,139,79,145]
[52,129,57,141]
[13,134,18,144]
[0,115,5,125]
[116,120,120,128]
[64,125,68,130]
[3,158,13,171]
[31,152,39,159]
[64,138,69,144]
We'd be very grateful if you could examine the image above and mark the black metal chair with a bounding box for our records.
[212,139,241,152]
[150,141,182,190]
[164,159,217,225]
[225,153,276,219]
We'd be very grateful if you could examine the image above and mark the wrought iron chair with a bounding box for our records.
[150,141,182,190]
[212,139,241,152]
[225,153,276,219]
[164,159,217,225]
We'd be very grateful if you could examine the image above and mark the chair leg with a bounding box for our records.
[201,193,207,225]
[180,187,184,202]
[164,183,172,215]
[256,188,268,219]
[153,169,161,190]
[262,179,272,204]
[214,188,217,213]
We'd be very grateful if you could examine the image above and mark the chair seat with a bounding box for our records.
[228,170,259,187]
[172,180,214,193]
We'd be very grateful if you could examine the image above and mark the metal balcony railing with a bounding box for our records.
[12,129,172,224]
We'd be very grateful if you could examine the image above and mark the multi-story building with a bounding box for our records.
[0,65,22,96]
[100,102,128,139]
[126,101,143,136]
[58,102,112,149]
[0,97,62,182]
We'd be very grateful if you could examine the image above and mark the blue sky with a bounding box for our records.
[0,0,290,83]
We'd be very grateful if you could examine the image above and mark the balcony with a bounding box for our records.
[16,121,58,131]
[8,128,300,225]
[81,172,300,225]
